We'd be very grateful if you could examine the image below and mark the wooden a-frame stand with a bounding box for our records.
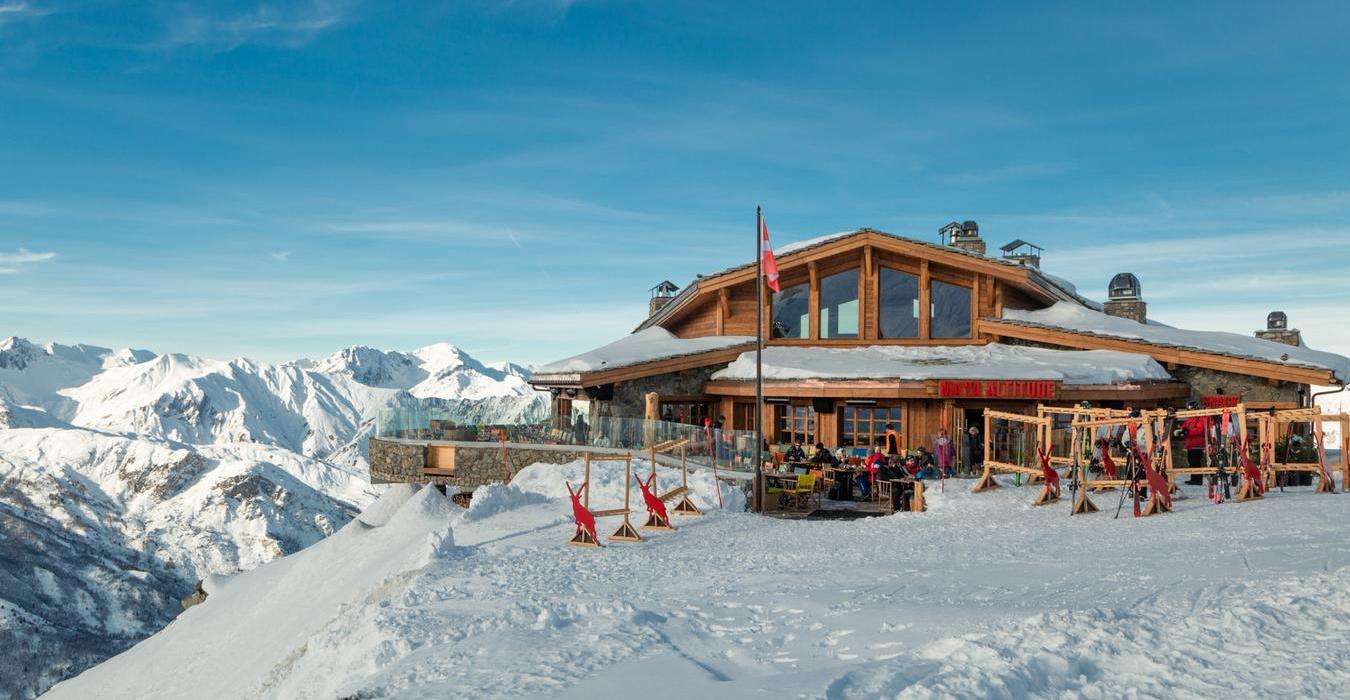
[668,442,702,516]
[1256,408,1345,495]
[566,452,643,545]
[973,410,1054,504]
[650,439,700,520]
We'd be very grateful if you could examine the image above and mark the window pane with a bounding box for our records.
[931,280,972,338]
[772,283,809,339]
[819,268,859,338]
[879,268,920,338]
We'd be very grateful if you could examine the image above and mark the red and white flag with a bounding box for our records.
[760,216,780,293]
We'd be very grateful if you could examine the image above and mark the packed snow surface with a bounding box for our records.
[534,327,754,376]
[711,343,1172,383]
[1003,302,1350,381]
[48,461,1350,700]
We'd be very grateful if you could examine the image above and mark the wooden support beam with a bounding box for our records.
[859,246,869,339]
[918,259,931,339]
[715,288,729,335]
[808,260,820,340]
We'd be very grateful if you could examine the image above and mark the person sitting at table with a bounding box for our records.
[855,465,872,499]
[859,447,886,497]
[810,442,837,466]
[785,441,806,463]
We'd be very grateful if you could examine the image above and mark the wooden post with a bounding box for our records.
[918,259,931,339]
[644,392,659,448]
[583,452,591,510]
[912,481,926,512]
[808,261,820,339]
[611,457,643,541]
[973,410,999,492]
[672,442,701,515]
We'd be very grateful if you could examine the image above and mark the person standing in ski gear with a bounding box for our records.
[964,425,983,474]
[934,428,955,477]
[1180,400,1208,485]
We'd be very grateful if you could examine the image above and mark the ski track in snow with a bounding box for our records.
[44,462,1350,700]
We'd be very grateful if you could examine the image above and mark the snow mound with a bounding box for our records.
[355,483,424,527]
[44,486,460,700]
[461,481,550,521]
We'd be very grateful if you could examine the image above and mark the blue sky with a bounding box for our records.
[3,1,1350,365]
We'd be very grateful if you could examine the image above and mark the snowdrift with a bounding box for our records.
[44,485,461,700]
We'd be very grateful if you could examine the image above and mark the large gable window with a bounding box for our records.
[931,280,972,338]
[878,267,920,339]
[819,268,859,339]
[771,282,809,339]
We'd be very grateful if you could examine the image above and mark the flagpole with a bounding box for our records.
[754,205,764,513]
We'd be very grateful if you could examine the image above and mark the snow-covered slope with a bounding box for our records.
[44,461,1349,700]
[0,336,546,699]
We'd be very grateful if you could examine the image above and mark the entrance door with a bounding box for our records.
[958,408,983,475]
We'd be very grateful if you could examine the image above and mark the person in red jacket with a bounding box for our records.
[1179,400,1209,485]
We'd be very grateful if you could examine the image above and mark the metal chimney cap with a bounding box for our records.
[1267,311,1288,330]
[1108,272,1141,301]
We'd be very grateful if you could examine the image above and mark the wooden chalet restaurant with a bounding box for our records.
[529,221,1350,475]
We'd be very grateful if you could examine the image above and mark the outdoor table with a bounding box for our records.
[830,466,856,501]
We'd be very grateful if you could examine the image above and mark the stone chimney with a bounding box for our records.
[1103,272,1147,323]
[648,280,680,317]
[1255,311,1301,346]
[942,220,986,256]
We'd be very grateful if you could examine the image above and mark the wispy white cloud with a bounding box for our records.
[0,2,49,25]
[151,1,357,51]
[269,250,291,262]
[0,247,56,269]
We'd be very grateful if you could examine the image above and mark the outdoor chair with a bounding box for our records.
[788,474,817,510]
[877,478,894,508]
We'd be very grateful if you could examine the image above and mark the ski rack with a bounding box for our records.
[1068,413,1172,517]
[973,409,1058,505]
[1036,405,1131,469]
[1153,405,1248,497]
[1254,407,1346,495]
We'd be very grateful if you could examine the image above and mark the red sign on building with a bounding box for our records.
[1200,394,1239,408]
[938,380,1059,400]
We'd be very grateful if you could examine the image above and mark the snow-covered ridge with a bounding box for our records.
[0,336,547,699]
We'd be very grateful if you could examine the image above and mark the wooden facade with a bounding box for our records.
[532,228,1332,455]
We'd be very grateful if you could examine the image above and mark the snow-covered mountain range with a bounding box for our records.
[0,336,547,699]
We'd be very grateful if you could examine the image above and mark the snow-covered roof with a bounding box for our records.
[998,302,1350,383]
[710,343,1172,384]
[637,228,1091,331]
[533,328,755,380]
